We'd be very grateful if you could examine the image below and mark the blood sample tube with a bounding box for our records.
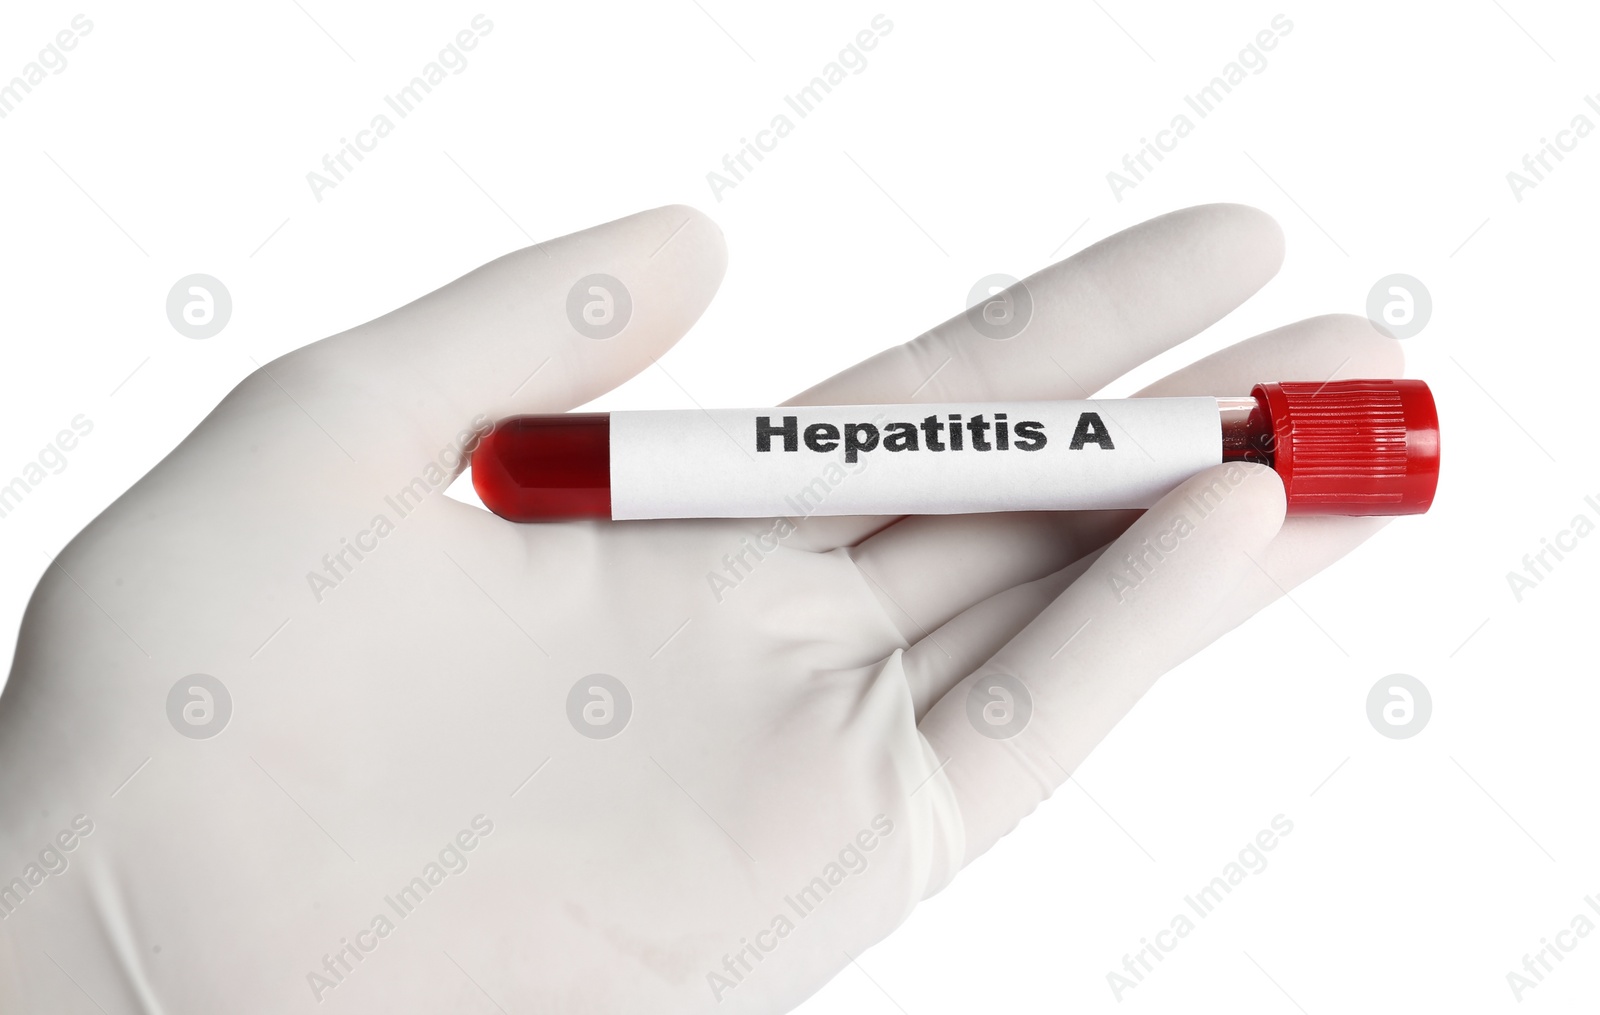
[470,379,1439,521]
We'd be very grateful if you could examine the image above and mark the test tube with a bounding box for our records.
[469,379,1439,521]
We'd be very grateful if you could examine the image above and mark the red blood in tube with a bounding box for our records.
[472,413,612,521]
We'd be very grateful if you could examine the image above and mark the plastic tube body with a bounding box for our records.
[471,380,1439,521]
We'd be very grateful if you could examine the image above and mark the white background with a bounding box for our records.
[1,1,1596,1011]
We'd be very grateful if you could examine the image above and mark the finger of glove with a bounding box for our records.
[205,205,727,490]
[915,463,1286,882]
[781,204,1285,550]
[846,313,1399,644]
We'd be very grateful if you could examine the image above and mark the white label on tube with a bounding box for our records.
[608,398,1222,520]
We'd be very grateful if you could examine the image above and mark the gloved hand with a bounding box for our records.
[0,203,1400,1013]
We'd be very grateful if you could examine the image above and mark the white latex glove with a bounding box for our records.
[0,204,1400,1014]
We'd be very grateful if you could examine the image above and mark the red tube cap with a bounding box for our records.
[1251,379,1439,516]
